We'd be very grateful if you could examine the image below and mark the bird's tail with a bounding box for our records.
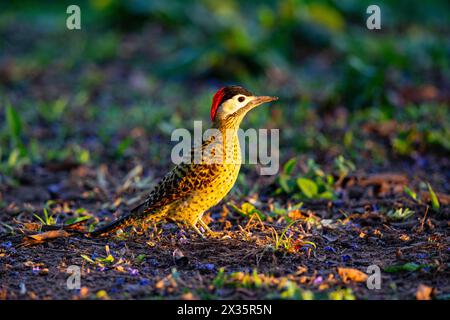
[44,200,166,238]
[88,207,166,238]
[88,213,136,237]
[88,201,150,237]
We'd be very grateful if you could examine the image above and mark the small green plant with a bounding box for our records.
[272,219,317,252]
[386,207,415,221]
[6,103,26,156]
[2,103,31,174]
[81,245,115,266]
[403,183,440,210]
[328,288,356,300]
[280,280,314,300]
[44,144,91,165]
[229,269,266,289]
[1,148,30,175]
[276,157,297,194]
[65,209,92,225]
[228,202,265,220]
[114,137,133,159]
[33,208,57,226]
[384,262,435,273]
[37,98,68,122]
[404,186,418,202]
[333,155,356,181]
[427,183,440,210]
[283,158,297,175]
[297,177,318,198]
[275,158,343,200]
[73,145,90,164]
[212,269,272,290]
[81,253,116,266]
[273,220,300,251]
[296,177,334,199]
[135,254,147,264]
[212,268,227,289]
[392,131,414,156]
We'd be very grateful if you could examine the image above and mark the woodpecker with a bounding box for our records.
[90,86,278,238]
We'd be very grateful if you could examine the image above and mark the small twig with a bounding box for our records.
[417,206,429,233]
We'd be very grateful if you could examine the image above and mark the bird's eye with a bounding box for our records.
[238,96,245,102]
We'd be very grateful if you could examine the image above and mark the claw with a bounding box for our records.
[191,224,206,239]
[198,219,223,238]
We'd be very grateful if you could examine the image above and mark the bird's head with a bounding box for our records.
[210,86,278,128]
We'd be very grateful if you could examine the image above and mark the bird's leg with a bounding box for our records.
[198,219,222,238]
[191,223,206,239]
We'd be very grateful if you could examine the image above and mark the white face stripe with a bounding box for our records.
[220,95,255,117]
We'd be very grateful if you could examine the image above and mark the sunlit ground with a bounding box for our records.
[0,1,449,300]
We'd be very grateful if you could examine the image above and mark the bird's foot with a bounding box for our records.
[191,224,207,239]
[198,220,225,239]
[205,230,224,238]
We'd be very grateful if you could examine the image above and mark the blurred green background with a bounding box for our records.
[0,0,449,178]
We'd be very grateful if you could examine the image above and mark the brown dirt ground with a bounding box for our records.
[1,159,449,300]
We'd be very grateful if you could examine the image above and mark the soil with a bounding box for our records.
[1,157,449,300]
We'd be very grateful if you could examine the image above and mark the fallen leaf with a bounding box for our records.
[416,284,433,300]
[399,234,410,241]
[181,292,196,300]
[155,279,165,290]
[337,267,368,283]
[28,230,71,241]
[19,222,42,232]
[80,286,89,298]
[20,230,71,246]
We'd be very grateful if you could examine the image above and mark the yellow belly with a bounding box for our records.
[167,162,241,225]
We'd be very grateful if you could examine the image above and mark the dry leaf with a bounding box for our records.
[20,222,42,232]
[416,284,433,300]
[399,234,410,241]
[181,292,196,300]
[80,286,89,298]
[20,230,71,247]
[155,279,165,290]
[338,267,368,283]
[28,230,71,241]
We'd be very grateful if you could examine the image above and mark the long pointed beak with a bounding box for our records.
[250,96,279,108]
[232,95,279,120]
[253,96,278,105]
